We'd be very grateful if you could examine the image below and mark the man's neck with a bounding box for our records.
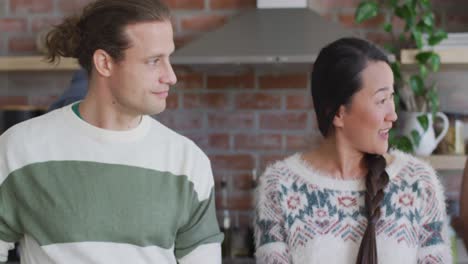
[79,86,142,131]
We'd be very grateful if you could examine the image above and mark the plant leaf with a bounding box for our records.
[355,2,379,23]
[420,0,430,9]
[429,53,441,72]
[391,136,413,153]
[422,13,434,27]
[428,82,440,113]
[389,0,399,7]
[409,75,424,96]
[383,22,393,32]
[391,61,402,81]
[412,29,423,49]
[417,114,429,132]
[384,43,397,54]
[428,30,448,46]
[420,65,428,78]
[415,51,433,64]
[411,129,421,146]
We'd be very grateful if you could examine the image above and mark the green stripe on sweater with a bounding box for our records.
[0,161,221,252]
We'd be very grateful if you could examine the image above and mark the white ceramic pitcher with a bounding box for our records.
[398,111,449,156]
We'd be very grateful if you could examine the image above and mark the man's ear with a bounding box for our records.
[332,105,346,128]
[92,49,113,77]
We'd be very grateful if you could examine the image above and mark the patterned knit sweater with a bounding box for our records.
[0,104,223,264]
[254,150,452,264]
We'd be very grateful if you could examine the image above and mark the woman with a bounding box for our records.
[254,37,452,264]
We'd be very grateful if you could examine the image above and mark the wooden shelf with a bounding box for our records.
[401,47,468,65]
[419,154,467,170]
[0,56,79,71]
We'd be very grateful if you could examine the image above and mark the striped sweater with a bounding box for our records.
[255,150,452,264]
[0,104,223,263]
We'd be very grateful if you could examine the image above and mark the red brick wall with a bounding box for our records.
[1,0,468,229]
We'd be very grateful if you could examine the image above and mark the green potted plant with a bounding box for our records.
[355,0,449,155]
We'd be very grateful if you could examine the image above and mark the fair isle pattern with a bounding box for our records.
[254,151,452,264]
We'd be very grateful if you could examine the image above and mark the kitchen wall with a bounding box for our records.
[1,0,468,253]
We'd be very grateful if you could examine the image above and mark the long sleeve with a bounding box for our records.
[0,133,21,262]
[416,163,452,263]
[254,166,290,264]
[174,150,223,263]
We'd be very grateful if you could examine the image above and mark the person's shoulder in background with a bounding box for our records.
[48,69,88,112]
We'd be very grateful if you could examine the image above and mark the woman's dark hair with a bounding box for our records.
[311,37,390,264]
[45,0,171,73]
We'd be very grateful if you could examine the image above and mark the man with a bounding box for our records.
[0,0,223,263]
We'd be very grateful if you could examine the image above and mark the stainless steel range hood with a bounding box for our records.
[171,8,353,65]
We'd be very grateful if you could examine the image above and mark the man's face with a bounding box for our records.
[108,20,176,116]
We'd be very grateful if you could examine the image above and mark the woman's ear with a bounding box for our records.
[332,105,346,128]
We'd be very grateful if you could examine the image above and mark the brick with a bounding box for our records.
[10,0,53,14]
[338,13,385,29]
[210,0,256,9]
[234,134,282,150]
[173,72,204,90]
[391,16,405,32]
[208,112,254,129]
[232,172,256,190]
[209,133,230,150]
[0,19,27,33]
[260,112,308,130]
[235,93,281,110]
[216,191,253,210]
[0,96,28,107]
[181,15,227,31]
[183,93,229,109]
[155,111,203,130]
[210,154,255,170]
[365,32,393,47]
[163,0,204,9]
[259,73,308,90]
[174,34,196,49]
[184,133,208,149]
[287,132,322,151]
[31,17,63,33]
[286,94,313,110]
[446,14,468,31]
[207,73,255,89]
[8,36,37,53]
[260,154,287,170]
[57,0,93,13]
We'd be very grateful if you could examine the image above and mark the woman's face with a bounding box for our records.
[334,61,397,155]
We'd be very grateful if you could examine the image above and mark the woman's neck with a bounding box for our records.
[303,137,368,180]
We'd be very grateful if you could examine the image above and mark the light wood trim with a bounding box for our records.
[401,48,468,64]
[0,105,48,111]
[419,154,467,170]
[0,56,79,71]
